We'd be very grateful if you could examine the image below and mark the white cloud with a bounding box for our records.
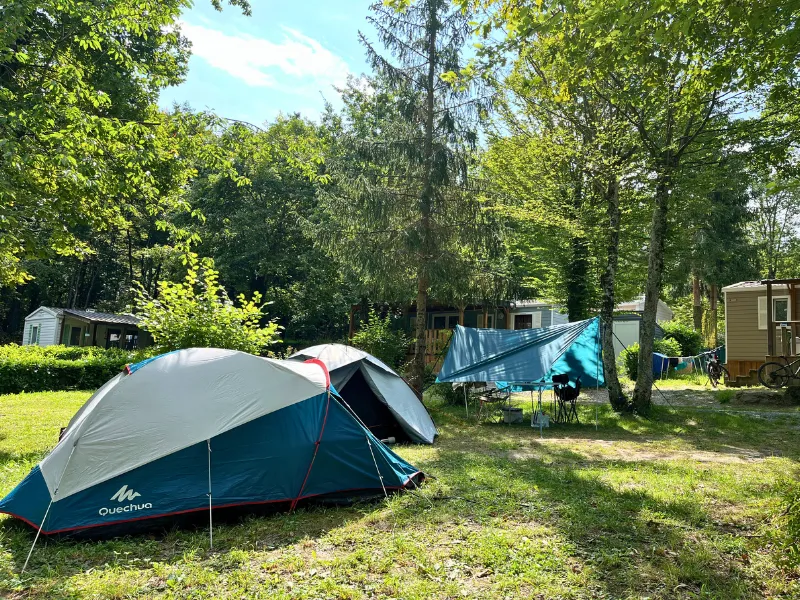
[180,22,351,92]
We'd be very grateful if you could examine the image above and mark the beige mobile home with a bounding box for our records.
[723,279,800,384]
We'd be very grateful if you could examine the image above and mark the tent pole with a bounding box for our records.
[22,444,77,575]
[463,385,468,418]
[207,439,213,550]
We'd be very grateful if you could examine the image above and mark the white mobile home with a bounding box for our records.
[22,307,147,349]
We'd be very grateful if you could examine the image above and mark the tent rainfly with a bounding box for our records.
[0,349,423,537]
[436,317,604,387]
[289,344,437,444]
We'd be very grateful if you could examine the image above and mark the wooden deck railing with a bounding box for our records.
[425,329,453,361]
[404,329,454,371]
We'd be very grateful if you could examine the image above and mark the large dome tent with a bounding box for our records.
[289,344,437,444]
[0,349,423,538]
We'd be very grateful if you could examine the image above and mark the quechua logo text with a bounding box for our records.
[99,485,152,516]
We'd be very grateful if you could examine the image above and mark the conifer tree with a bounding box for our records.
[322,0,488,390]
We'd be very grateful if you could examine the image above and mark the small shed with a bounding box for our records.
[22,307,147,350]
[611,295,673,357]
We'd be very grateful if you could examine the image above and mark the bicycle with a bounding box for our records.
[706,351,729,388]
[758,357,800,389]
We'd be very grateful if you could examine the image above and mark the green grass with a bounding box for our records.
[0,391,798,599]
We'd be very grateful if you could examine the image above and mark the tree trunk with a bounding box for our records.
[566,234,590,321]
[412,274,429,393]
[692,273,702,331]
[600,177,627,411]
[566,172,590,321]
[632,172,671,413]
[84,264,98,309]
[410,1,437,394]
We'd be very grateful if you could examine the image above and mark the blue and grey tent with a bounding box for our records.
[0,349,422,537]
[289,344,437,444]
[436,317,604,387]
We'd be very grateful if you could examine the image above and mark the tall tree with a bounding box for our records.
[481,24,647,410]
[321,0,487,390]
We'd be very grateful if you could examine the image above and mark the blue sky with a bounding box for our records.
[159,0,376,125]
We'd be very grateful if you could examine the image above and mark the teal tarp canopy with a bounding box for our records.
[436,317,604,387]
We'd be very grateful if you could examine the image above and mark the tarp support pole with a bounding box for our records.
[596,320,601,429]
[463,385,468,418]
[596,319,601,391]
[23,443,77,574]
[207,439,213,550]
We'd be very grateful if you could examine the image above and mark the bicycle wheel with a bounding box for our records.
[758,362,791,388]
[717,365,730,386]
[707,363,722,388]
[714,365,731,387]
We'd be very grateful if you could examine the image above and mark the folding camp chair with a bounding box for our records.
[552,374,581,424]
[477,383,511,423]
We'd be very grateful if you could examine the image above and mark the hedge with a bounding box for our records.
[0,345,153,394]
[620,338,682,381]
[660,321,704,356]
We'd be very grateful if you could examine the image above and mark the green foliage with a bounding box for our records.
[0,1,247,285]
[0,344,131,362]
[620,339,681,381]
[350,309,411,370]
[427,382,464,406]
[660,321,704,356]
[0,344,147,394]
[135,254,281,355]
[775,479,800,568]
[190,116,348,343]
[716,389,734,404]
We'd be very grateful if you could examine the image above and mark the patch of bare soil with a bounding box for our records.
[509,439,764,464]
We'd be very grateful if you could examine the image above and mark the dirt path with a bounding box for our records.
[508,438,767,464]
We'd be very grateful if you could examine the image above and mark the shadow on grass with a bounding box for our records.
[429,399,800,461]
[0,499,377,592]
[405,444,756,598]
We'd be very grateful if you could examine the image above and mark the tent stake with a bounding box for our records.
[22,444,77,575]
[207,439,213,550]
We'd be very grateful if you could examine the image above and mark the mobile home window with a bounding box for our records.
[514,312,542,330]
[431,313,459,329]
[758,296,791,329]
[28,325,40,345]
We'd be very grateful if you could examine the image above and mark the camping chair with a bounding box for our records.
[552,374,581,424]
[477,383,511,423]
